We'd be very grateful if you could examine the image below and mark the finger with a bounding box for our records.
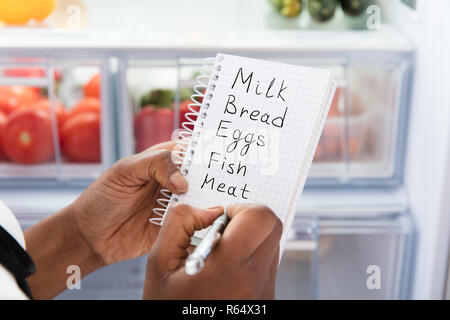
[236,216,281,296]
[248,217,282,263]
[150,204,223,274]
[258,247,279,299]
[116,148,187,194]
[217,204,281,262]
[246,219,282,288]
[150,140,178,152]
[143,140,187,192]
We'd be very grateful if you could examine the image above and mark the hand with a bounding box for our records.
[143,203,282,300]
[70,141,188,265]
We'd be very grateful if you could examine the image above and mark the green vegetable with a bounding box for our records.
[269,0,302,18]
[140,89,174,108]
[179,87,194,101]
[308,0,337,22]
[341,0,369,16]
[191,71,202,79]
[269,0,284,10]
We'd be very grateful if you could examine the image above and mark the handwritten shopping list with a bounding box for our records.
[197,66,290,201]
[175,53,335,238]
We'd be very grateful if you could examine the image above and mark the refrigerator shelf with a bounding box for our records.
[0,25,412,53]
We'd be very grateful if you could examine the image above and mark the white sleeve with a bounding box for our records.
[0,200,29,300]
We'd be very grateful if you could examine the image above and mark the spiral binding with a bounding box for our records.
[149,56,223,226]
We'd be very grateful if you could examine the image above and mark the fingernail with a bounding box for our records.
[169,171,188,192]
[205,206,223,213]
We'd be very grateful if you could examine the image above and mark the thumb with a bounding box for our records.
[149,204,223,274]
[115,147,188,194]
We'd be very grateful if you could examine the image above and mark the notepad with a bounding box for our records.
[150,53,336,251]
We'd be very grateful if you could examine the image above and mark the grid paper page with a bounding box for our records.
[167,53,336,249]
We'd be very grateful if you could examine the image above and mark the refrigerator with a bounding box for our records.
[0,0,449,300]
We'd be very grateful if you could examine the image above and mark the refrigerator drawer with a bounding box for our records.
[117,53,412,187]
[19,220,147,300]
[0,56,115,186]
[18,210,413,300]
[56,257,148,300]
[276,211,414,299]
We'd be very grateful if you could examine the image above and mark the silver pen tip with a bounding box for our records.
[185,255,204,276]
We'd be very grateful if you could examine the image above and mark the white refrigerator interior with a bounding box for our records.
[381,0,450,299]
[0,0,449,299]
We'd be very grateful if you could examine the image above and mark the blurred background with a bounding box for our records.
[0,0,449,300]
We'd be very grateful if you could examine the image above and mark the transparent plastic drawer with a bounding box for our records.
[19,219,147,300]
[276,211,414,300]
[276,218,318,299]
[117,54,411,186]
[55,256,148,300]
[18,208,413,300]
[306,60,411,186]
[0,56,115,185]
[117,58,192,156]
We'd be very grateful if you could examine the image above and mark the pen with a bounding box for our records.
[185,210,229,275]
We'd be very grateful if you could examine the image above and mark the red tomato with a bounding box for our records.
[83,73,100,98]
[2,108,55,164]
[314,121,359,162]
[152,107,174,143]
[24,98,67,131]
[314,123,340,162]
[61,112,101,163]
[134,106,174,153]
[6,86,39,106]
[134,106,156,153]
[178,100,199,129]
[70,97,101,117]
[0,111,7,161]
[53,70,62,82]
[0,86,40,114]
[0,91,20,115]
[328,87,341,117]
